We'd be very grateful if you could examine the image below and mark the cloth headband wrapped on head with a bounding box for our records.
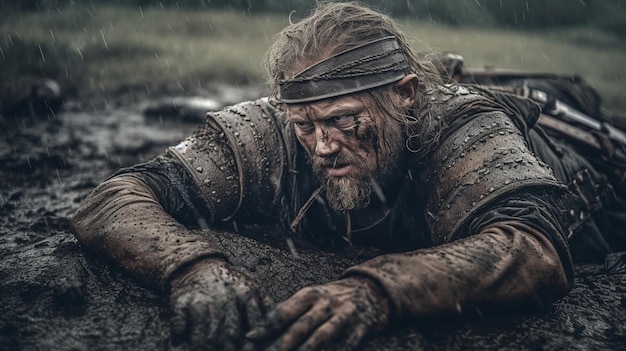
[278,36,410,103]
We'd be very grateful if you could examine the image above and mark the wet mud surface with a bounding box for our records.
[1,95,625,350]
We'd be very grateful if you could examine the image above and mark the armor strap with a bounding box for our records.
[537,114,602,150]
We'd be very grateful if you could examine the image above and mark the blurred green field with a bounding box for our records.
[1,4,624,112]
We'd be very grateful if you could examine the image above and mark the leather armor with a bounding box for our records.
[167,98,288,222]
[422,86,567,244]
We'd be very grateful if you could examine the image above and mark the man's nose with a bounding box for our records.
[314,127,339,157]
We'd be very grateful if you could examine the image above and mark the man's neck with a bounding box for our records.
[349,172,404,230]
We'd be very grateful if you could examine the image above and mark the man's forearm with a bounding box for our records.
[343,222,571,320]
[70,174,225,290]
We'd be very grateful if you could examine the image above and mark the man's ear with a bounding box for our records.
[395,74,418,108]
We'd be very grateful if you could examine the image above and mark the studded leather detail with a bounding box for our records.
[424,89,566,244]
[168,98,286,221]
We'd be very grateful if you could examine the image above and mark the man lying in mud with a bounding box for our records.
[70,2,626,351]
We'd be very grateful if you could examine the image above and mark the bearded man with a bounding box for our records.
[70,2,626,351]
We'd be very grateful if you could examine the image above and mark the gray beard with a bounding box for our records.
[317,144,404,211]
[324,176,372,211]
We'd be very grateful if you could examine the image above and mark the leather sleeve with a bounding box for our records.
[342,191,573,320]
[69,120,239,292]
[70,173,227,291]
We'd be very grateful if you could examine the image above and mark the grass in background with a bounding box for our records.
[1,4,624,113]
[0,5,286,106]
[402,23,626,112]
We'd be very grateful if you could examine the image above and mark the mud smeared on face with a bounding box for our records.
[289,93,407,212]
[314,108,406,212]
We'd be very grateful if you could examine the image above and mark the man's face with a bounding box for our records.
[286,93,406,211]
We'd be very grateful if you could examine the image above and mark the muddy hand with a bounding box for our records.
[246,276,390,351]
[169,258,272,351]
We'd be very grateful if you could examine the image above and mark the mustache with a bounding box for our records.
[312,153,365,170]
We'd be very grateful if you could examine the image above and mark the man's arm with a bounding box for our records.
[344,222,570,319]
[344,190,574,319]
[70,139,272,351]
[249,192,574,351]
[70,172,224,289]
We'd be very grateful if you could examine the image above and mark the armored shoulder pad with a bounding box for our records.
[167,98,286,222]
[424,93,566,244]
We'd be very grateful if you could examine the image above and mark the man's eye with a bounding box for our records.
[330,115,355,128]
[295,122,314,133]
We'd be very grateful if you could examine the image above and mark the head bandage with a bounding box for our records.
[278,36,410,103]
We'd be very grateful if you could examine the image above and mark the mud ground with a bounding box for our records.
[1,91,625,351]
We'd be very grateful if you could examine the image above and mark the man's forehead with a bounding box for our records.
[287,94,369,118]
